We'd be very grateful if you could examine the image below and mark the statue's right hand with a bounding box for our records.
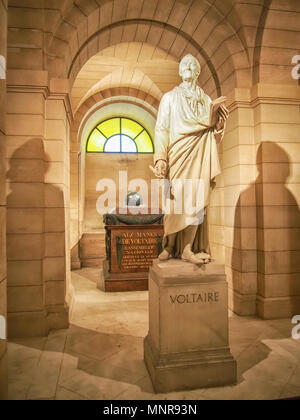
[150,160,167,178]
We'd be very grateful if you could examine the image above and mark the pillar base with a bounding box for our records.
[144,335,236,393]
[47,304,69,330]
[257,295,300,319]
[0,351,7,400]
[228,287,257,316]
[8,305,69,338]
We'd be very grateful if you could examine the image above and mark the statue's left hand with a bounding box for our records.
[150,160,168,178]
[216,105,229,131]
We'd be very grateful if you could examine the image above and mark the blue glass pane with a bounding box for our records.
[121,135,137,153]
[104,134,137,153]
[104,135,121,152]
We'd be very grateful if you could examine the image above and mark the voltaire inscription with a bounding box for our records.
[170,292,220,304]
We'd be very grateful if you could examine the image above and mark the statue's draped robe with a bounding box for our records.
[154,83,224,257]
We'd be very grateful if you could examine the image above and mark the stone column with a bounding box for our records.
[6,70,48,337]
[6,73,70,337]
[210,83,300,319]
[44,78,72,326]
[0,0,7,401]
[253,84,300,319]
[144,259,236,393]
[70,118,81,270]
[222,89,258,316]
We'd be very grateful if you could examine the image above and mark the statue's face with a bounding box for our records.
[179,55,200,82]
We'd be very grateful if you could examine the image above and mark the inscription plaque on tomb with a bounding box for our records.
[107,225,164,274]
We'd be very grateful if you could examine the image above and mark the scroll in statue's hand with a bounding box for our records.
[150,160,168,178]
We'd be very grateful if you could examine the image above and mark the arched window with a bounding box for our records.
[86,117,154,154]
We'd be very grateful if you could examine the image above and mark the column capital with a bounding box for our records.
[48,77,73,124]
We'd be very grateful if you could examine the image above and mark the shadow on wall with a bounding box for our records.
[232,141,300,319]
[6,138,67,337]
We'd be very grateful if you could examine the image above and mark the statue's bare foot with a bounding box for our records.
[158,249,171,261]
[181,244,205,265]
[195,252,211,264]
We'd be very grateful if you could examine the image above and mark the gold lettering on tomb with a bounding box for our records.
[110,227,163,273]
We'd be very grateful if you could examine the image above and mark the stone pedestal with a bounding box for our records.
[144,259,237,393]
[80,233,106,267]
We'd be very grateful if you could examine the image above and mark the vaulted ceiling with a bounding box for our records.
[71,42,181,111]
[8,0,300,96]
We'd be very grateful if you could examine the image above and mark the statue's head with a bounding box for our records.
[179,54,201,82]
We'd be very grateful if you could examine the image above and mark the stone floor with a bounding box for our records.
[8,268,300,400]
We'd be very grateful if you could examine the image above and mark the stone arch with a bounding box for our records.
[253,0,300,85]
[71,86,159,144]
[46,0,252,95]
[67,20,223,94]
[69,84,158,266]
[74,64,165,113]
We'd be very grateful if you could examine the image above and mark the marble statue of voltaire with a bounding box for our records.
[151,54,229,265]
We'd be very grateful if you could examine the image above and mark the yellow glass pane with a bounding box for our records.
[87,129,107,152]
[135,130,154,153]
[121,118,143,139]
[97,118,120,138]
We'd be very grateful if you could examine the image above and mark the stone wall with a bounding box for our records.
[220,90,258,316]
[254,85,300,319]
[85,153,154,231]
[5,73,70,337]
[69,91,158,269]
[64,0,300,319]
[209,0,300,319]
[214,82,300,319]
[0,0,7,401]
[1,0,299,346]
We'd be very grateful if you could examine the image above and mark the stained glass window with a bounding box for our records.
[86,117,154,154]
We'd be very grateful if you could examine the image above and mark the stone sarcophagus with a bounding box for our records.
[98,212,164,292]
